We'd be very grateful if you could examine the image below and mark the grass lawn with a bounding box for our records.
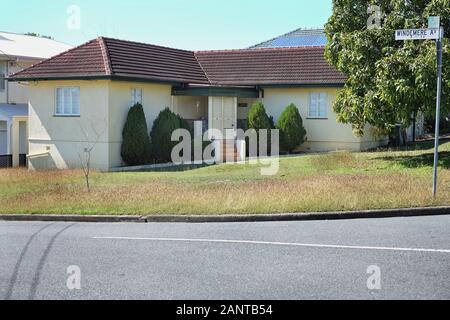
[1,141,449,215]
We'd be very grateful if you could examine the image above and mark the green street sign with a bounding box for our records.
[428,16,440,29]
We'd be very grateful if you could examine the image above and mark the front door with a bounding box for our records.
[208,97,237,140]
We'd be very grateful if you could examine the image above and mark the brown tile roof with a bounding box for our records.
[10,38,108,79]
[104,38,209,84]
[10,37,210,84]
[194,46,346,86]
[10,37,346,87]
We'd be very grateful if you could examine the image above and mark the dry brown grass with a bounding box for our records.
[0,161,449,215]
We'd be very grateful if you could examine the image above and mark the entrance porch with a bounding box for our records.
[171,86,261,162]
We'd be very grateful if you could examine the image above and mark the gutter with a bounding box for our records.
[0,206,449,224]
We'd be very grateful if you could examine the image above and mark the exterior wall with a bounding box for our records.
[0,61,6,104]
[0,59,38,104]
[19,121,27,154]
[28,80,110,170]
[7,60,36,104]
[173,96,208,120]
[237,98,260,121]
[0,120,7,154]
[27,81,389,170]
[108,81,172,168]
[262,87,388,152]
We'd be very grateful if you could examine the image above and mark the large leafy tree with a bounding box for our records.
[325,0,449,136]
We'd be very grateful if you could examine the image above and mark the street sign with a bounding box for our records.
[395,28,439,40]
[395,18,444,197]
[428,16,440,29]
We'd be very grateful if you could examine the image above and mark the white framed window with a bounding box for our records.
[309,92,328,118]
[55,87,80,116]
[131,88,143,106]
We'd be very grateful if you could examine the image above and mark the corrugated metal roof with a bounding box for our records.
[0,31,72,60]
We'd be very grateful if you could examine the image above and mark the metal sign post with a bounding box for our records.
[433,27,444,197]
[396,17,444,197]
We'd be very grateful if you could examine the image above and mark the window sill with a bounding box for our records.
[53,114,81,118]
[307,117,328,120]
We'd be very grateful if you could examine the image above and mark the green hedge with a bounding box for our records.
[121,103,152,166]
[277,103,307,153]
[150,108,189,163]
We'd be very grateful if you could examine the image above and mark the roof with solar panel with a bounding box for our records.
[249,28,327,49]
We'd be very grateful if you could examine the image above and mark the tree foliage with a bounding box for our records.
[277,104,307,153]
[325,0,449,136]
[247,102,272,131]
[121,103,152,166]
[247,102,273,155]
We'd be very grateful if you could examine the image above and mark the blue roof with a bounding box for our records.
[250,28,328,49]
[270,35,328,48]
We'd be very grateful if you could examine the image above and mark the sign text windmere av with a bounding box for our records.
[395,28,440,40]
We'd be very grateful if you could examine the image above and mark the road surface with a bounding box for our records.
[1,215,449,300]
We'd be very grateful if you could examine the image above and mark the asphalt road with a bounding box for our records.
[1,215,449,300]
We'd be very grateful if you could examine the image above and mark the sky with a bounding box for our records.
[0,0,332,50]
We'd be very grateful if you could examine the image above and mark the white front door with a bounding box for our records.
[208,97,237,140]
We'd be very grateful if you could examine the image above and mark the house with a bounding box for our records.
[0,31,72,167]
[9,36,388,171]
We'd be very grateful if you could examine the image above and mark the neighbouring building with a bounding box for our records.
[249,28,328,49]
[0,31,72,167]
[9,36,388,171]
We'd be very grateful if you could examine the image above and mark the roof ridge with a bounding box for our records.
[98,37,113,76]
[9,38,100,78]
[100,36,195,54]
[195,46,325,54]
[193,52,213,85]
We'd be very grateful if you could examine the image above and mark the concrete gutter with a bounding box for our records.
[142,206,450,223]
[0,206,449,223]
[0,214,145,223]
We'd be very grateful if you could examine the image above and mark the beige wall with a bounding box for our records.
[0,59,39,104]
[237,98,260,120]
[27,81,388,170]
[28,80,110,170]
[173,96,208,120]
[108,81,172,168]
[262,87,387,152]
[27,79,174,170]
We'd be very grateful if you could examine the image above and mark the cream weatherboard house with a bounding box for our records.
[0,31,72,167]
[10,36,387,171]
